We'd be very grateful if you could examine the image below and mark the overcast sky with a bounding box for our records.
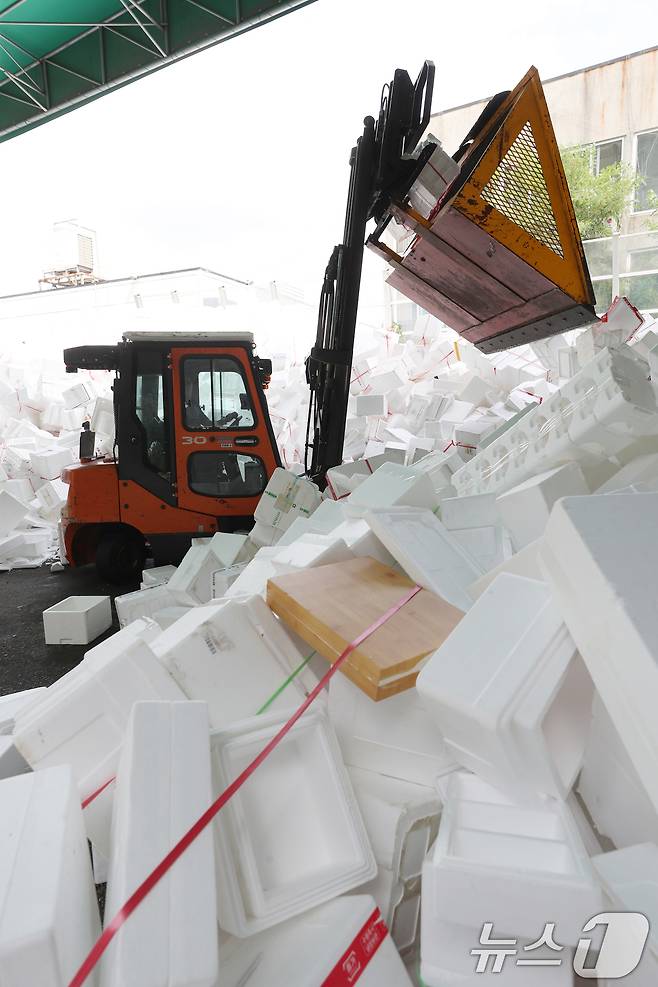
[0,0,655,314]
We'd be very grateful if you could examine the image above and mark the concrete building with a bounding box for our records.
[428,46,658,318]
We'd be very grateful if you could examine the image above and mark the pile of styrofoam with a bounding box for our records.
[0,356,116,569]
[3,300,658,985]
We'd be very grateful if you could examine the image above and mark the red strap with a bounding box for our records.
[69,584,422,987]
[321,907,388,986]
[81,776,114,809]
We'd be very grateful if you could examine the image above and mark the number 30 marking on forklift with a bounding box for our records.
[182,436,208,445]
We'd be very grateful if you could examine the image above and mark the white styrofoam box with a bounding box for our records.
[558,345,579,379]
[593,844,658,987]
[115,584,177,628]
[0,477,33,505]
[13,632,185,856]
[496,462,589,550]
[366,506,480,611]
[346,462,437,517]
[329,517,397,566]
[329,671,457,787]
[349,767,440,879]
[0,686,47,734]
[247,519,281,549]
[271,532,354,573]
[91,396,114,436]
[152,605,194,630]
[141,563,177,588]
[408,133,459,217]
[220,894,413,987]
[0,766,101,986]
[224,546,281,599]
[595,451,658,493]
[100,702,219,987]
[578,695,658,848]
[153,596,308,727]
[62,380,93,409]
[453,346,658,496]
[168,534,245,606]
[210,708,376,936]
[468,537,543,601]
[35,476,68,513]
[541,493,658,815]
[29,445,75,481]
[421,916,574,987]
[423,772,604,944]
[0,489,26,536]
[356,393,387,416]
[43,594,112,645]
[254,468,322,534]
[368,366,406,395]
[0,735,30,778]
[417,574,593,801]
[440,493,510,573]
[211,562,247,598]
[441,493,499,530]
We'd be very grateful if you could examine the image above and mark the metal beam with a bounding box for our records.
[0,66,46,108]
[117,0,167,57]
[182,0,236,27]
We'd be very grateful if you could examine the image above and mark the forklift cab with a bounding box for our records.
[61,331,279,582]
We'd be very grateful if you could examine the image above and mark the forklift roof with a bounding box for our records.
[121,330,255,344]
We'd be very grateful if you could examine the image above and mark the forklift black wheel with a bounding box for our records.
[95,529,146,585]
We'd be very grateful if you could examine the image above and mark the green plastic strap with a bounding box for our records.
[256,652,316,715]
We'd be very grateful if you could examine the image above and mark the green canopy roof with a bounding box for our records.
[0,0,316,143]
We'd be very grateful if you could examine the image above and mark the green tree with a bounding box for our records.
[560,145,642,238]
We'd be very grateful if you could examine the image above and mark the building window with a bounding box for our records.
[594,138,622,175]
[182,356,255,431]
[635,130,658,212]
[188,452,267,498]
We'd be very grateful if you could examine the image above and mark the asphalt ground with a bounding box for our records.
[0,562,139,695]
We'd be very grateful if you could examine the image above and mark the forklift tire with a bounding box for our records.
[95,529,146,585]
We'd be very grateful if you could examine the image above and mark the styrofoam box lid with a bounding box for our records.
[593,844,658,957]
[210,708,376,936]
[220,894,411,987]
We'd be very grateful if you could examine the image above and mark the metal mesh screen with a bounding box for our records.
[481,122,564,257]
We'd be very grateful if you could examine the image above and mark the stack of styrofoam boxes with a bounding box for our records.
[0,358,118,563]
[452,345,658,498]
[349,766,441,957]
[420,772,601,986]
[414,573,601,985]
[12,618,185,856]
[250,468,323,549]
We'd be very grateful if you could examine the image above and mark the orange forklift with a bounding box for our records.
[61,63,595,582]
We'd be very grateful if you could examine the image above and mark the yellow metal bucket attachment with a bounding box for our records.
[370,67,597,352]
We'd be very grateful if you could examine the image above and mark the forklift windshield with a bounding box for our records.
[183,357,255,431]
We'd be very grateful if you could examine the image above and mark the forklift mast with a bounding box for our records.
[305,62,436,486]
[305,63,595,486]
